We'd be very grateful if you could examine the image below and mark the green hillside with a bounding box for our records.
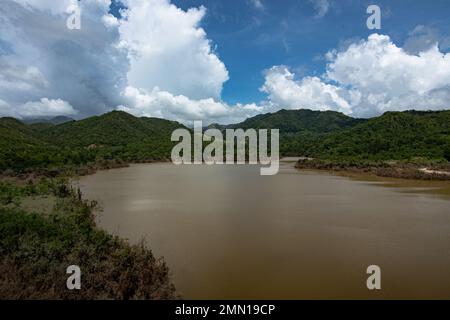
[37,111,182,147]
[1,109,449,173]
[0,117,64,171]
[228,109,365,133]
[210,109,368,157]
[233,109,450,161]
[0,111,186,172]
[305,110,450,161]
[0,117,40,146]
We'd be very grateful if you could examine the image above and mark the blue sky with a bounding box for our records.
[169,0,450,104]
[1,0,450,123]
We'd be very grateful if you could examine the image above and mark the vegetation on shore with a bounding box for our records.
[2,108,449,177]
[0,111,185,299]
[0,178,177,299]
[212,109,450,179]
[295,158,450,180]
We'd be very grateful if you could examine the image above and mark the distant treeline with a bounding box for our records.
[1,109,449,173]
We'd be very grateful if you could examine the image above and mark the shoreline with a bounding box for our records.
[0,166,178,299]
[0,158,173,182]
[4,156,450,183]
[78,157,450,182]
[294,158,450,181]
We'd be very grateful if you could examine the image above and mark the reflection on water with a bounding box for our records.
[78,161,450,299]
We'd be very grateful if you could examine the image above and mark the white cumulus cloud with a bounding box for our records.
[1,0,128,117]
[0,98,77,119]
[261,66,353,114]
[118,0,229,100]
[1,0,235,122]
[263,34,450,117]
[119,86,263,125]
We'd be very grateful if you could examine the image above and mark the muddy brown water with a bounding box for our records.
[78,160,450,299]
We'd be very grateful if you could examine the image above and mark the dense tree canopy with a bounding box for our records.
[1,109,449,172]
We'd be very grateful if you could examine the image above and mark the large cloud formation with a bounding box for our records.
[262,34,450,117]
[1,1,449,124]
[0,0,261,123]
[0,0,128,118]
[114,0,262,123]
[119,0,228,100]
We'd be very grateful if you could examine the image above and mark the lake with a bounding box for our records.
[78,160,450,299]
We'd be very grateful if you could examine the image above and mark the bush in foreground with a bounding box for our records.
[0,179,177,299]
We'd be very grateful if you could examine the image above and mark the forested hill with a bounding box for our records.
[0,111,186,172]
[1,109,449,172]
[301,110,450,160]
[226,109,366,133]
[209,109,450,161]
[37,110,183,148]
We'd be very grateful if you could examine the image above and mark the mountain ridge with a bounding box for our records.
[1,108,449,172]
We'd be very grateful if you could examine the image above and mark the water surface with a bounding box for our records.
[78,161,450,299]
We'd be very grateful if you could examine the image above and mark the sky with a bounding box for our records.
[0,0,450,124]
